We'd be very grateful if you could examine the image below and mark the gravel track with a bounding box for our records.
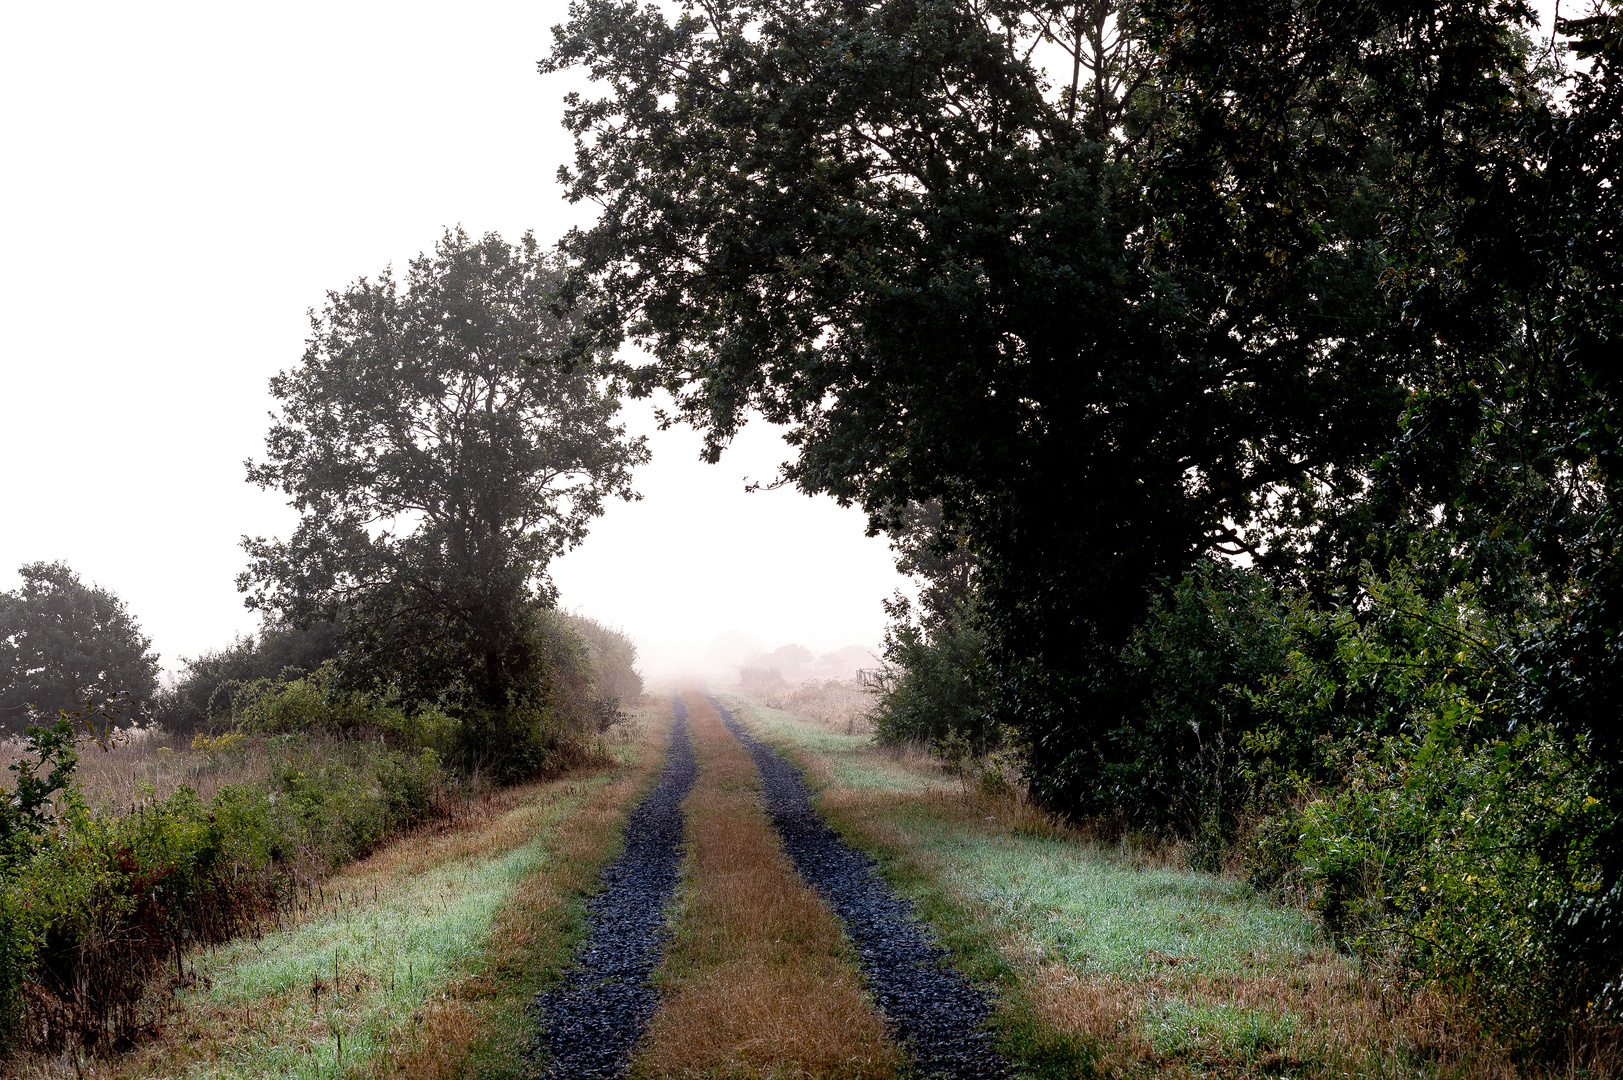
[532,698,697,1078]
[708,695,1009,1080]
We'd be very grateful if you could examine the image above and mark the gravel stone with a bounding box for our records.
[709,696,1010,1080]
[531,698,697,1078]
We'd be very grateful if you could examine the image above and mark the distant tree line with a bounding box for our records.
[0,563,159,734]
[546,0,1622,1047]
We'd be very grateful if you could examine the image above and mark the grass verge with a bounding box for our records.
[10,701,669,1080]
[390,699,673,1080]
[630,691,901,1080]
[725,693,1527,1080]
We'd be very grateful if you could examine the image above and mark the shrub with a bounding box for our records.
[1120,562,1295,867]
[154,618,340,737]
[0,726,447,1055]
[230,662,449,746]
[561,612,644,708]
[1210,567,1618,1047]
[738,666,790,697]
[0,601,628,1058]
[1292,716,1608,1049]
[870,598,998,753]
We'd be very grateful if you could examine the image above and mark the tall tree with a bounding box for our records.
[240,229,648,711]
[543,0,1542,809]
[0,562,160,732]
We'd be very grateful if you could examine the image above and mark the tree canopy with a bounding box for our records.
[544,0,1577,799]
[240,228,649,711]
[0,562,160,732]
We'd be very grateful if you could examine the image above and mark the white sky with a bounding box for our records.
[0,0,904,679]
[2,1,1567,681]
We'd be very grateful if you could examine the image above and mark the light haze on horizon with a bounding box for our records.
[0,0,906,678]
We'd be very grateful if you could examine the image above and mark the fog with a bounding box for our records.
[0,0,905,679]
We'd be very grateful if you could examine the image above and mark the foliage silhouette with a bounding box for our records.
[0,563,159,734]
[240,229,648,723]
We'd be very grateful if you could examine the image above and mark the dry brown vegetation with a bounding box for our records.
[1026,963,1517,1080]
[631,691,901,1080]
[734,675,877,734]
[0,726,276,811]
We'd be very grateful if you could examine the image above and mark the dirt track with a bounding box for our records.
[710,694,1008,1079]
[533,699,697,1077]
[534,692,1006,1078]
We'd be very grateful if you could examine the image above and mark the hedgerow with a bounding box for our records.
[1113,564,1612,1049]
[0,707,445,1055]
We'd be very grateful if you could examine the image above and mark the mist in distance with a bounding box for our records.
[0,0,907,683]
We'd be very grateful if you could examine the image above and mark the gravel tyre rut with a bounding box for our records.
[709,696,1010,1080]
[532,699,698,1078]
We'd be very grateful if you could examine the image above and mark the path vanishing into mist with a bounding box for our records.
[533,690,1008,1079]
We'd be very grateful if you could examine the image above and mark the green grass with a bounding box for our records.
[878,811,1318,976]
[733,698,1320,976]
[721,694,1367,1080]
[182,840,551,1078]
[176,811,566,1078]
[148,715,664,1080]
[741,702,948,794]
[1139,992,1301,1061]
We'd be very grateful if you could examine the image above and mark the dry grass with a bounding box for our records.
[1,726,277,811]
[631,692,901,1080]
[1026,961,1516,1080]
[735,676,877,735]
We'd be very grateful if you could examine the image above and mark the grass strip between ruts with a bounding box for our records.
[630,690,902,1080]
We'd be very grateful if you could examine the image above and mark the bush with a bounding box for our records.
[0,720,447,1055]
[0,601,630,1058]
[870,597,998,753]
[1210,567,1617,1048]
[230,662,451,747]
[1292,717,1608,1049]
[919,555,1616,1045]
[561,612,644,708]
[154,618,339,737]
[435,614,615,782]
[1120,562,1295,867]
